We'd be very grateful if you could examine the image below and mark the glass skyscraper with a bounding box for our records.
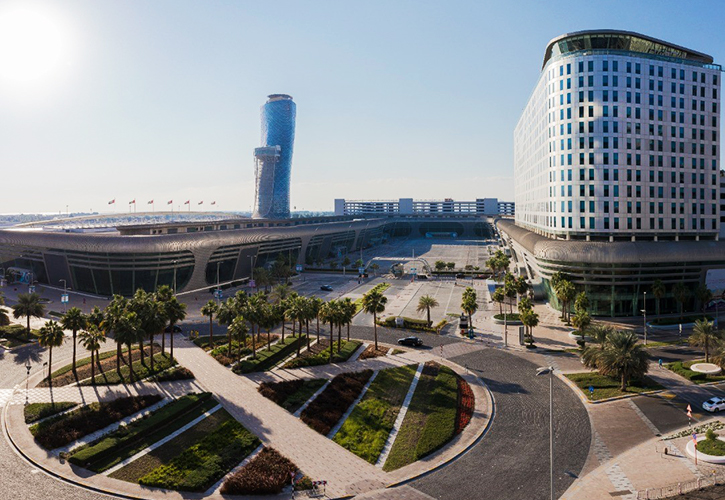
[253,94,296,219]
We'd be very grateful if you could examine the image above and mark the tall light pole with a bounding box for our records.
[642,291,647,345]
[172,260,178,295]
[25,358,32,405]
[536,366,555,500]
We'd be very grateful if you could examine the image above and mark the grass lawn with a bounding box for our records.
[69,393,216,472]
[697,437,725,456]
[666,360,725,384]
[643,339,686,348]
[138,414,260,492]
[384,362,458,471]
[283,340,362,368]
[0,324,39,346]
[80,352,177,385]
[333,364,417,464]
[565,372,664,401]
[233,335,307,374]
[24,402,77,424]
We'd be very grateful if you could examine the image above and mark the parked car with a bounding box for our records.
[164,325,183,333]
[320,285,333,291]
[398,336,424,347]
[417,274,429,280]
[703,397,725,412]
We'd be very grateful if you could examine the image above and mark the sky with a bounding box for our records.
[1,0,724,214]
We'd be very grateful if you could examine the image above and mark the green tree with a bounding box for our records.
[38,320,65,381]
[651,279,666,317]
[580,325,616,369]
[87,306,105,329]
[503,273,517,313]
[201,300,219,348]
[61,307,87,375]
[461,287,478,328]
[416,295,439,327]
[571,310,591,334]
[270,283,293,303]
[228,316,249,360]
[253,267,272,292]
[320,300,337,361]
[143,300,167,374]
[595,330,649,391]
[435,260,446,272]
[446,262,455,271]
[341,298,356,342]
[79,325,106,383]
[689,319,722,363]
[342,256,351,268]
[161,295,186,359]
[103,295,128,376]
[696,284,713,313]
[574,291,590,314]
[520,308,539,346]
[518,296,532,313]
[114,312,142,382]
[217,298,238,354]
[362,290,387,350]
[492,287,506,316]
[309,296,324,344]
[672,282,691,321]
[12,292,45,335]
[354,258,363,269]
[555,280,576,322]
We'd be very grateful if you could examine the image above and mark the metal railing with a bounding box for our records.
[637,471,725,499]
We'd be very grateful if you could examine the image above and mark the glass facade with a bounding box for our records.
[253,94,296,219]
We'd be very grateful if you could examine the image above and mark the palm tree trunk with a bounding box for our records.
[117,342,122,376]
[27,315,30,336]
[91,349,95,382]
[267,328,272,350]
[161,329,166,354]
[149,333,155,373]
[139,338,145,367]
[329,321,334,362]
[337,323,342,352]
[373,313,378,350]
[72,330,77,374]
[47,346,52,381]
[209,317,214,348]
[127,342,134,382]
[427,307,431,327]
[316,317,320,343]
[306,320,310,349]
[281,319,285,341]
[251,327,256,359]
[170,327,174,360]
[347,322,350,341]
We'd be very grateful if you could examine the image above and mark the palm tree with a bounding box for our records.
[155,285,174,353]
[114,312,142,382]
[672,282,691,321]
[201,300,219,349]
[12,292,45,335]
[362,290,387,351]
[595,330,649,391]
[87,306,105,329]
[270,283,293,304]
[79,325,106,383]
[228,316,248,360]
[492,287,505,316]
[581,325,616,369]
[555,280,576,322]
[574,291,589,315]
[37,320,65,381]
[162,295,186,360]
[571,310,591,335]
[143,300,167,374]
[416,295,439,327]
[696,284,713,314]
[689,319,722,363]
[128,289,152,367]
[258,304,276,350]
[503,274,517,313]
[341,298,356,341]
[217,298,237,354]
[0,292,8,326]
[651,280,666,317]
[309,297,324,344]
[103,295,128,376]
[320,300,337,361]
[520,308,539,346]
[461,287,478,328]
[60,307,87,375]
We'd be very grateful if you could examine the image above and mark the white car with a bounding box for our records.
[703,397,725,412]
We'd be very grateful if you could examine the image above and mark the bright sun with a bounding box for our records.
[0,7,68,84]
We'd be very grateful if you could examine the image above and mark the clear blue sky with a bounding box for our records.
[1,0,723,214]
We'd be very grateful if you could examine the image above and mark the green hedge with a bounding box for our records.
[139,418,260,492]
[233,335,307,374]
[24,402,77,424]
[0,324,39,341]
[378,316,435,332]
[81,352,176,385]
[69,393,213,471]
[666,360,725,384]
[493,313,521,321]
[284,340,362,369]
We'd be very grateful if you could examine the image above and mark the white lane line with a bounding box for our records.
[104,404,222,475]
[376,362,424,468]
[328,370,379,439]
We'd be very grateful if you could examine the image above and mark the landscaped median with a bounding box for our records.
[300,370,373,435]
[258,378,328,413]
[564,372,664,402]
[194,333,280,366]
[667,359,725,384]
[232,334,307,374]
[283,339,362,368]
[24,402,78,424]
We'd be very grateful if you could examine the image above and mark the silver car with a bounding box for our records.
[703,397,725,412]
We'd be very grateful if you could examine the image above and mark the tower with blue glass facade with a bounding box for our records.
[252,94,296,219]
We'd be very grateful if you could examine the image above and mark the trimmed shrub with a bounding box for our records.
[153,366,195,382]
[301,370,373,435]
[221,447,297,495]
[233,335,307,374]
[24,402,77,424]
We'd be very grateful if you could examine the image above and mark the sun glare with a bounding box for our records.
[0,7,68,85]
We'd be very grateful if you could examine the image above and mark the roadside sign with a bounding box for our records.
[28,285,35,294]
[295,264,303,272]
[214,289,223,300]
[61,294,69,304]
[358,267,365,274]
[249,279,256,288]
[589,386,594,396]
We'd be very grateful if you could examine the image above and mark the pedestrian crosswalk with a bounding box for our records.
[0,388,14,407]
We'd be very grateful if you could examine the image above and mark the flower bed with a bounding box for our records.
[333,364,417,463]
[300,370,373,435]
[31,395,162,449]
[258,378,327,413]
[455,377,474,434]
[138,417,260,492]
[233,335,307,374]
[24,402,77,424]
[283,340,362,368]
[69,393,214,472]
[221,447,298,495]
[383,362,458,471]
[358,345,390,360]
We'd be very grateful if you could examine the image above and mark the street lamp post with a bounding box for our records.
[25,358,32,405]
[536,366,555,500]
[172,260,178,295]
[642,290,647,345]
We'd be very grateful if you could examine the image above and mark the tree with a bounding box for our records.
[257,304,276,350]
[446,262,455,271]
[341,298,356,341]
[580,325,616,369]
[520,308,539,346]
[574,291,590,315]
[689,319,722,363]
[201,300,219,348]
[217,298,238,354]
[114,312,142,382]
[12,292,45,335]
[503,273,517,313]
[320,300,337,361]
[270,283,293,304]
[161,295,186,359]
[87,306,105,329]
[672,282,691,321]
[518,296,532,313]
[416,295,439,327]
[228,316,249,360]
[154,285,173,353]
[38,320,65,381]
[651,279,666,317]
[253,267,272,292]
[492,287,506,316]
[461,287,478,328]
[143,300,167,374]
[79,325,106,383]
[696,284,713,313]
[342,256,351,268]
[354,258,364,270]
[571,311,591,334]
[0,292,8,326]
[370,263,380,276]
[103,295,128,376]
[309,296,324,344]
[435,260,446,272]
[595,330,649,391]
[61,307,87,375]
[555,280,576,322]
[550,271,566,291]
[362,290,387,350]
[128,289,152,367]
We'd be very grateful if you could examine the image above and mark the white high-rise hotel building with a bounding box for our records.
[514,30,721,241]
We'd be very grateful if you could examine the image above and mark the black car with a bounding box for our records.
[320,285,333,291]
[164,325,183,333]
[398,336,423,347]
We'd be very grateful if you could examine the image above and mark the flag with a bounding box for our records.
[147,200,153,204]
[198,201,203,205]
[211,201,216,205]
[167,200,173,205]
[129,199,135,204]
[108,199,115,205]
[184,200,190,205]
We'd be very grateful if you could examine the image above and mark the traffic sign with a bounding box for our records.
[358,267,365,274]
[249,279,256,288]
[295,264,303,272]
[61,294,69,304]
[589,386,594,396]
[28,285,35,294]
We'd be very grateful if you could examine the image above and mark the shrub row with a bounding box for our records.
[24,402,77,424]
[32,395,162,450]
[258,379,304,407]
[233,335,307,374]
[139,418,260,492]
[667,361,708,382]
[0,324,38,341]
[284,340,361,368]
[301,370,373,435]
[455,377,475,434]
[153,366,195,382]
[378,316,437,332]
[220,447,298,495]
[69,393,212,471]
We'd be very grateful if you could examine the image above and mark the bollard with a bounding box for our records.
[678,482,681,494]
